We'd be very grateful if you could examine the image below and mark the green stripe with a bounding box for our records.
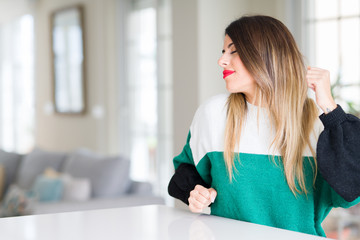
[173,131,194,169]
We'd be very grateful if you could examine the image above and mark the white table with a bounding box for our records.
[0,204,331,240]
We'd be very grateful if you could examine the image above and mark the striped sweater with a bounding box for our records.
[168,93,360,237]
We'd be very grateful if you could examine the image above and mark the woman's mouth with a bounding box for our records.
[223,70,235,79]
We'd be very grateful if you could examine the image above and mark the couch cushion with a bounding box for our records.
[43,168,91,201]
[61,174,91,202]
[62,150,131,198]
[32,175,64,202]
[16,148,67,190]
[127,181,153,195]
[1,184,37,217]
[0,150,22,194]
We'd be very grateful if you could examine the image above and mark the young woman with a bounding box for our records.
[168,15,360,237]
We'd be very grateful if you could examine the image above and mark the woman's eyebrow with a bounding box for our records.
[222,43,234,53]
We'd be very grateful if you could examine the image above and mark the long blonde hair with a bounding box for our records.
[224,15,319,196]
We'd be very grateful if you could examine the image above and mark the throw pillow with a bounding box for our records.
[62,149,131,198]
[1,184,36,217]
[61,174,91,202]
[0,150,22,196]
[16,148,67,190]
[32,175,64,202]
[44,167,61,178]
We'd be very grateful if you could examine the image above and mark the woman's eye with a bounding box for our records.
[231,50,237,54]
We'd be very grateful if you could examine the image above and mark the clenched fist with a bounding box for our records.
[306,66,337,114]
[188,185,217,213]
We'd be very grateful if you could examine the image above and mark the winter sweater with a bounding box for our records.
[168,93,360,237]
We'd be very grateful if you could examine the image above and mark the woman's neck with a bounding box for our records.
[244,93,259,106]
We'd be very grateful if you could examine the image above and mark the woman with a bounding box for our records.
[168,15,360,237]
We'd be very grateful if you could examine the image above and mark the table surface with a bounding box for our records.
[0,204,331,240]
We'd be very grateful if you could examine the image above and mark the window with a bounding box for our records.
[119,0,173,198]
[0,15,35,153]
[305,0,360,115]
[127,4,157,183]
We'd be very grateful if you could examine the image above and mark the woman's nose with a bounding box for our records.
[218,55,228,68]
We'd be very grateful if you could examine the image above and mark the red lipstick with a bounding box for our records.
[223,70,235,79]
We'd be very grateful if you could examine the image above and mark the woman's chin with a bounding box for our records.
[225,86,239,93]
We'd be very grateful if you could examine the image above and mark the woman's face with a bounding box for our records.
[218,35,257,102]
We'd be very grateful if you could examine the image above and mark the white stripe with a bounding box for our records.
[189,94,324,165]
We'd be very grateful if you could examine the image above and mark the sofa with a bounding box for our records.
[0,148,164,217]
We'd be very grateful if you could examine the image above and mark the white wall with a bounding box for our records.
[34,0,119,154]
[172,0,199,156]
[0,0,35,24]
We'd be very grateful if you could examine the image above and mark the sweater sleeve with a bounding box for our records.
[168,131,210,205]
[316,104,360,203]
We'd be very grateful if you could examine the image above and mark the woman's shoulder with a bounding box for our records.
[191,93,229,129]
[189,94,228,161]
[197,93,229,115]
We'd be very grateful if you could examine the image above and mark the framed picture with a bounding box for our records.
[50,5,86,114]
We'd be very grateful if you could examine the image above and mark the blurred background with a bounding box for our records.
[0,0,359,239]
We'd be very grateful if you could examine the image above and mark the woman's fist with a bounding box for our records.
[306,66,337,114]
[188,185,217,213]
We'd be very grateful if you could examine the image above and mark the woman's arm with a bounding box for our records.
[168,131,212,205]
[168,163,210,205]
[168,162,217,213]
[317,105,360,202]
[168,129,217,212]
[307,67,360,202]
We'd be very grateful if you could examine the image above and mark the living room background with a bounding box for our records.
[0,0,321,207]
[0,0,359,224]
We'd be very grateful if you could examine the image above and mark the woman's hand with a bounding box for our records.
[306,66,337,114]
[188,185,217,213]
